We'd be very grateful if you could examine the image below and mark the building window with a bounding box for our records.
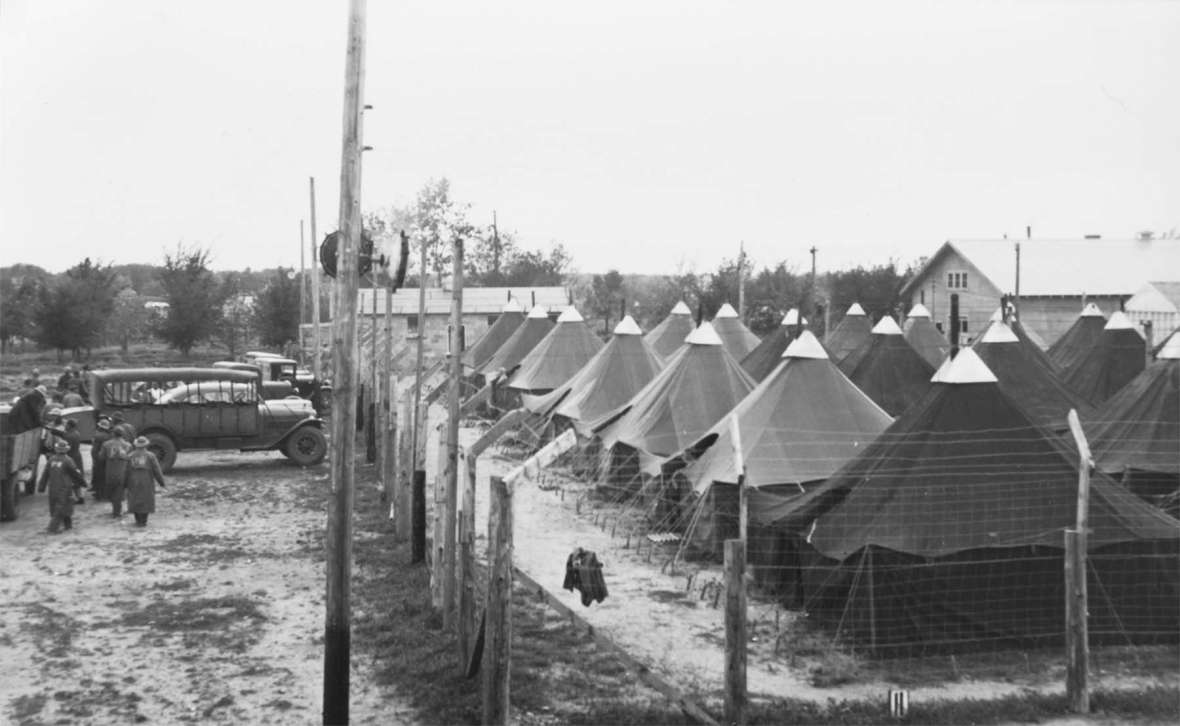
[487,314,498,327]
[406,314,419,335]
[959,317,968,333]
[947,271,968,289]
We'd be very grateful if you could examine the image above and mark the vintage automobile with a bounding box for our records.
[67,367,328,473]
[0,404,43,522]
[239,352,332,415]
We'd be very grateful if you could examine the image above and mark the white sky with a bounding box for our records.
[2,1,1177,275]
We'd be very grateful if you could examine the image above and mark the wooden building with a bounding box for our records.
[900,239,1180,347]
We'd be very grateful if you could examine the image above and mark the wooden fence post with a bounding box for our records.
[411,470,426,563]
[482,475,513,726]
[395,390,413,540]
[1065,409,1092,714]
[443,238,464,630]
[432,421,447,612]
[724,539,747,726]
[458,446,477,667]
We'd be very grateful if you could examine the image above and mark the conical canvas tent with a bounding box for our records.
[1048,303,1106,372]
[840,316,935,416]
[1061,311,1147,405]
[1088,331,1180,508]
[475,304,554,381]
[644,301,695,359]
[824,303,873,366]
[596,322,755,470]
[711,303,761,361]
[766,348,1180,654]
[740,308,810,382]
[521,316,663,432]
[462,298,525,373]
[970,321,1095,431]
[988,307,1056,370]
[684,330,891,491]
[508,306,603,394]
[902,303,950,368]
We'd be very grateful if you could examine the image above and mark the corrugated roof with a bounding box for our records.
[357,286,568,315]
[902,239,1180,298]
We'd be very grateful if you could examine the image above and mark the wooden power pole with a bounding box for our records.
[310,176,322,378]
[323,1,366,723]
[444,237,464,629]
[300,220,307,357]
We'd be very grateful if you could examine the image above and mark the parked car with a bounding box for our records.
[211,362,301,400]
[239,352,332,415]
[65,367,327,473]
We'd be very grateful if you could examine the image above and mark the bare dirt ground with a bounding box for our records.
[0,447,415,725]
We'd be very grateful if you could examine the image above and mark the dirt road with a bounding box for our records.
[0,449,414,725]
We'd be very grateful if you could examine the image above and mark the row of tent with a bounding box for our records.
[458,297,1180,654]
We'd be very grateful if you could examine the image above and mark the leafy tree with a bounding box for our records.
[466,226,520,286]
[255,269,301,349]
[501,244,571,286]
[105,288,151,352]
[587,269,625,326]
[409,178,472,286]
[826,261,911,328]
[29,258,118,358]
[213,272,255,358]
[158,245,224,356]
[0,273,44,353]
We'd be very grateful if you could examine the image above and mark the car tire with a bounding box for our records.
[146,432,178,474]
[0,475,20,522]
[284,426,327,467]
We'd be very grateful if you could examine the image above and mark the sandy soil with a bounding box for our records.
[0,447,415,725]
[452,416,1179,709]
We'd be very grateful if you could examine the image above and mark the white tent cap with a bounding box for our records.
[846,302,866,316]
[670,301,692,315]
[932,347,998,384]
[782,308,800,326]
[930,354,954,382]
[557,306,584,323]
[613,315,642,335]
[871,316,903,335]
[908,303,931,319]
[502,298,523,313]
[685,321,723,346]
[714,303,739,319]
[1104,310,1134,330]
[1158,331,1180,360]
[1080,303,1104,318]
[782,330,828,359]
[979,321,1019,344]
[526,305,549,319]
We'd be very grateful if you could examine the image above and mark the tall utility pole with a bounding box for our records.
[310,177,322,379]
[736,242,745,319]
[809,246,818,327]
[300,220,307,358]
[323,1,366,723]
[410,240,428,472]
[443,237,464,628]
[491,210,502,278]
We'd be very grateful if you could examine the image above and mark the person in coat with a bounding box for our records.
[90,418,112,499]
[124,437,166,527]
[37,439,85,533]
[62,420,86,503]
[101,429,132,518]
[111,411,136,442]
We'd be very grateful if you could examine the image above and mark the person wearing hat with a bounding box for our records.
[91,418,113,499]
[124,436,166,527]
[101,428,132,518]
[37,439,85,533]
[111,411,136,442]
[8,383,47,432]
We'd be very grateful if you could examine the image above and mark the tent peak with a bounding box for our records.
[526,305,550,319]
[670,301,692,315]
[782,308,807,326]
[685,321,723,346]
[557,306,584,323]
[1080,302,1104,318]
[613,315,642,336]
[1105,310,1134,330]
[979,321,1019,344]
[714,303,739,319]
[502,298,523,313]
[908,303,931,318]
[846,302,866,316]
[782,330,828,359]
[932,347,998,384]
[871,316,903,335]
[1158,331,1180,360]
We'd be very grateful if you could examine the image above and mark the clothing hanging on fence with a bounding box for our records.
[563,547,608,607]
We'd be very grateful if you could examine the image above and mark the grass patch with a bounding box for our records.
[116,595,268,653]
[18,603,82,659]
[8,692,47,724]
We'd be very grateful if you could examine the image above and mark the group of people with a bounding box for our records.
[25,394,168,534]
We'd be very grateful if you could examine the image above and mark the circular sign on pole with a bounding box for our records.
[319,230,376,278]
